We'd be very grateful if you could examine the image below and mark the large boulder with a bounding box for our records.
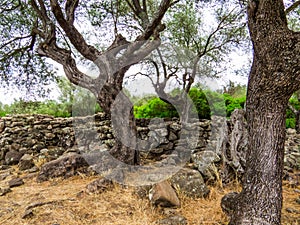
[36,153,89,182]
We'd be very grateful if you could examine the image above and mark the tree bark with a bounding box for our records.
[96,78,139,165]
[230,93,288,224]
[228,0,300,224]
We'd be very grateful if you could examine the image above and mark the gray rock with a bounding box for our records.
[0,187,11,196]
[192,151,220,183]
[192,151,220,168]
[85,178,113,194]
[0,119,5,133]
[221,192,239,216]
[5,150,23,165]
[157,215,187,225]
[36,153,89,182]
[170,168,210,198]
[18,154,35,171]
[8,177,24,188]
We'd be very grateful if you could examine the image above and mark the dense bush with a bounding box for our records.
[223,93,246,117]
[0,99,71,117]
[0,98,102,118]
[134,97,179,118]
[286,94,300,129]
[134,88,211,119]
[202,90,226,117]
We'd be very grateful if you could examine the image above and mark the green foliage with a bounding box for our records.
[56,77,103,117]
[286,118,296,129]
[286,94,300,128]
[0,99,71,117]
[188,88,211,119]
[223,93,246,117]
[202,90,226,117]
[134,97,178,119]
[166,2,199,48]
[0,0,57,96]
[134,87,211,119]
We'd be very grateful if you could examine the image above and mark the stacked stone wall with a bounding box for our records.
[0,113,299,181]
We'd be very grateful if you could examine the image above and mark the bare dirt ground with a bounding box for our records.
[0,169,299,225]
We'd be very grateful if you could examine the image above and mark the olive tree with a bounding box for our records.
[0,0,175,165]
[224,0,300,224]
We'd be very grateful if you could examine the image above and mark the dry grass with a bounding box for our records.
[0,171,299,225]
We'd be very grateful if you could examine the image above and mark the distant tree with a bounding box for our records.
[127,0,248,120]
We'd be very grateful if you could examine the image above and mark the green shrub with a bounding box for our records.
[203,90,226,116]
[223,93,246,117]
[134,88,211,119]
[286,118,296,129]
[134,97,178,118]
[188,88,211,119]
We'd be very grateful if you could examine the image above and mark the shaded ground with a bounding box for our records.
[0,169,299,225]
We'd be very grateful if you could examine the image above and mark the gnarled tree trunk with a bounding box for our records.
[227,0,300,224]
[97,80,139,165]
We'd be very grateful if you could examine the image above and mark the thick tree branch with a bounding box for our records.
[137,0,172,40]
[37,42,96,92]
[50,0,100,61]
[65,0,79,24]
[285,0,300,15]
[248,0,287,36]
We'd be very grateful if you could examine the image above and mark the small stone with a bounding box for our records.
[40,149,49,154]
[18,154,35,171]
[22,209,33,219]
[157,215,187,225]
[5,150,23,165]
[0,187,11,196]
[149,181,180,208]
[85,178,113,194]
[286,207,300,214]
[8,177,24,188]
[0,165,10,170]
[221,192,239,216]
[287,128,296,135]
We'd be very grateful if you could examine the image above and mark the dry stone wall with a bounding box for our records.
[0,113,299,182]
